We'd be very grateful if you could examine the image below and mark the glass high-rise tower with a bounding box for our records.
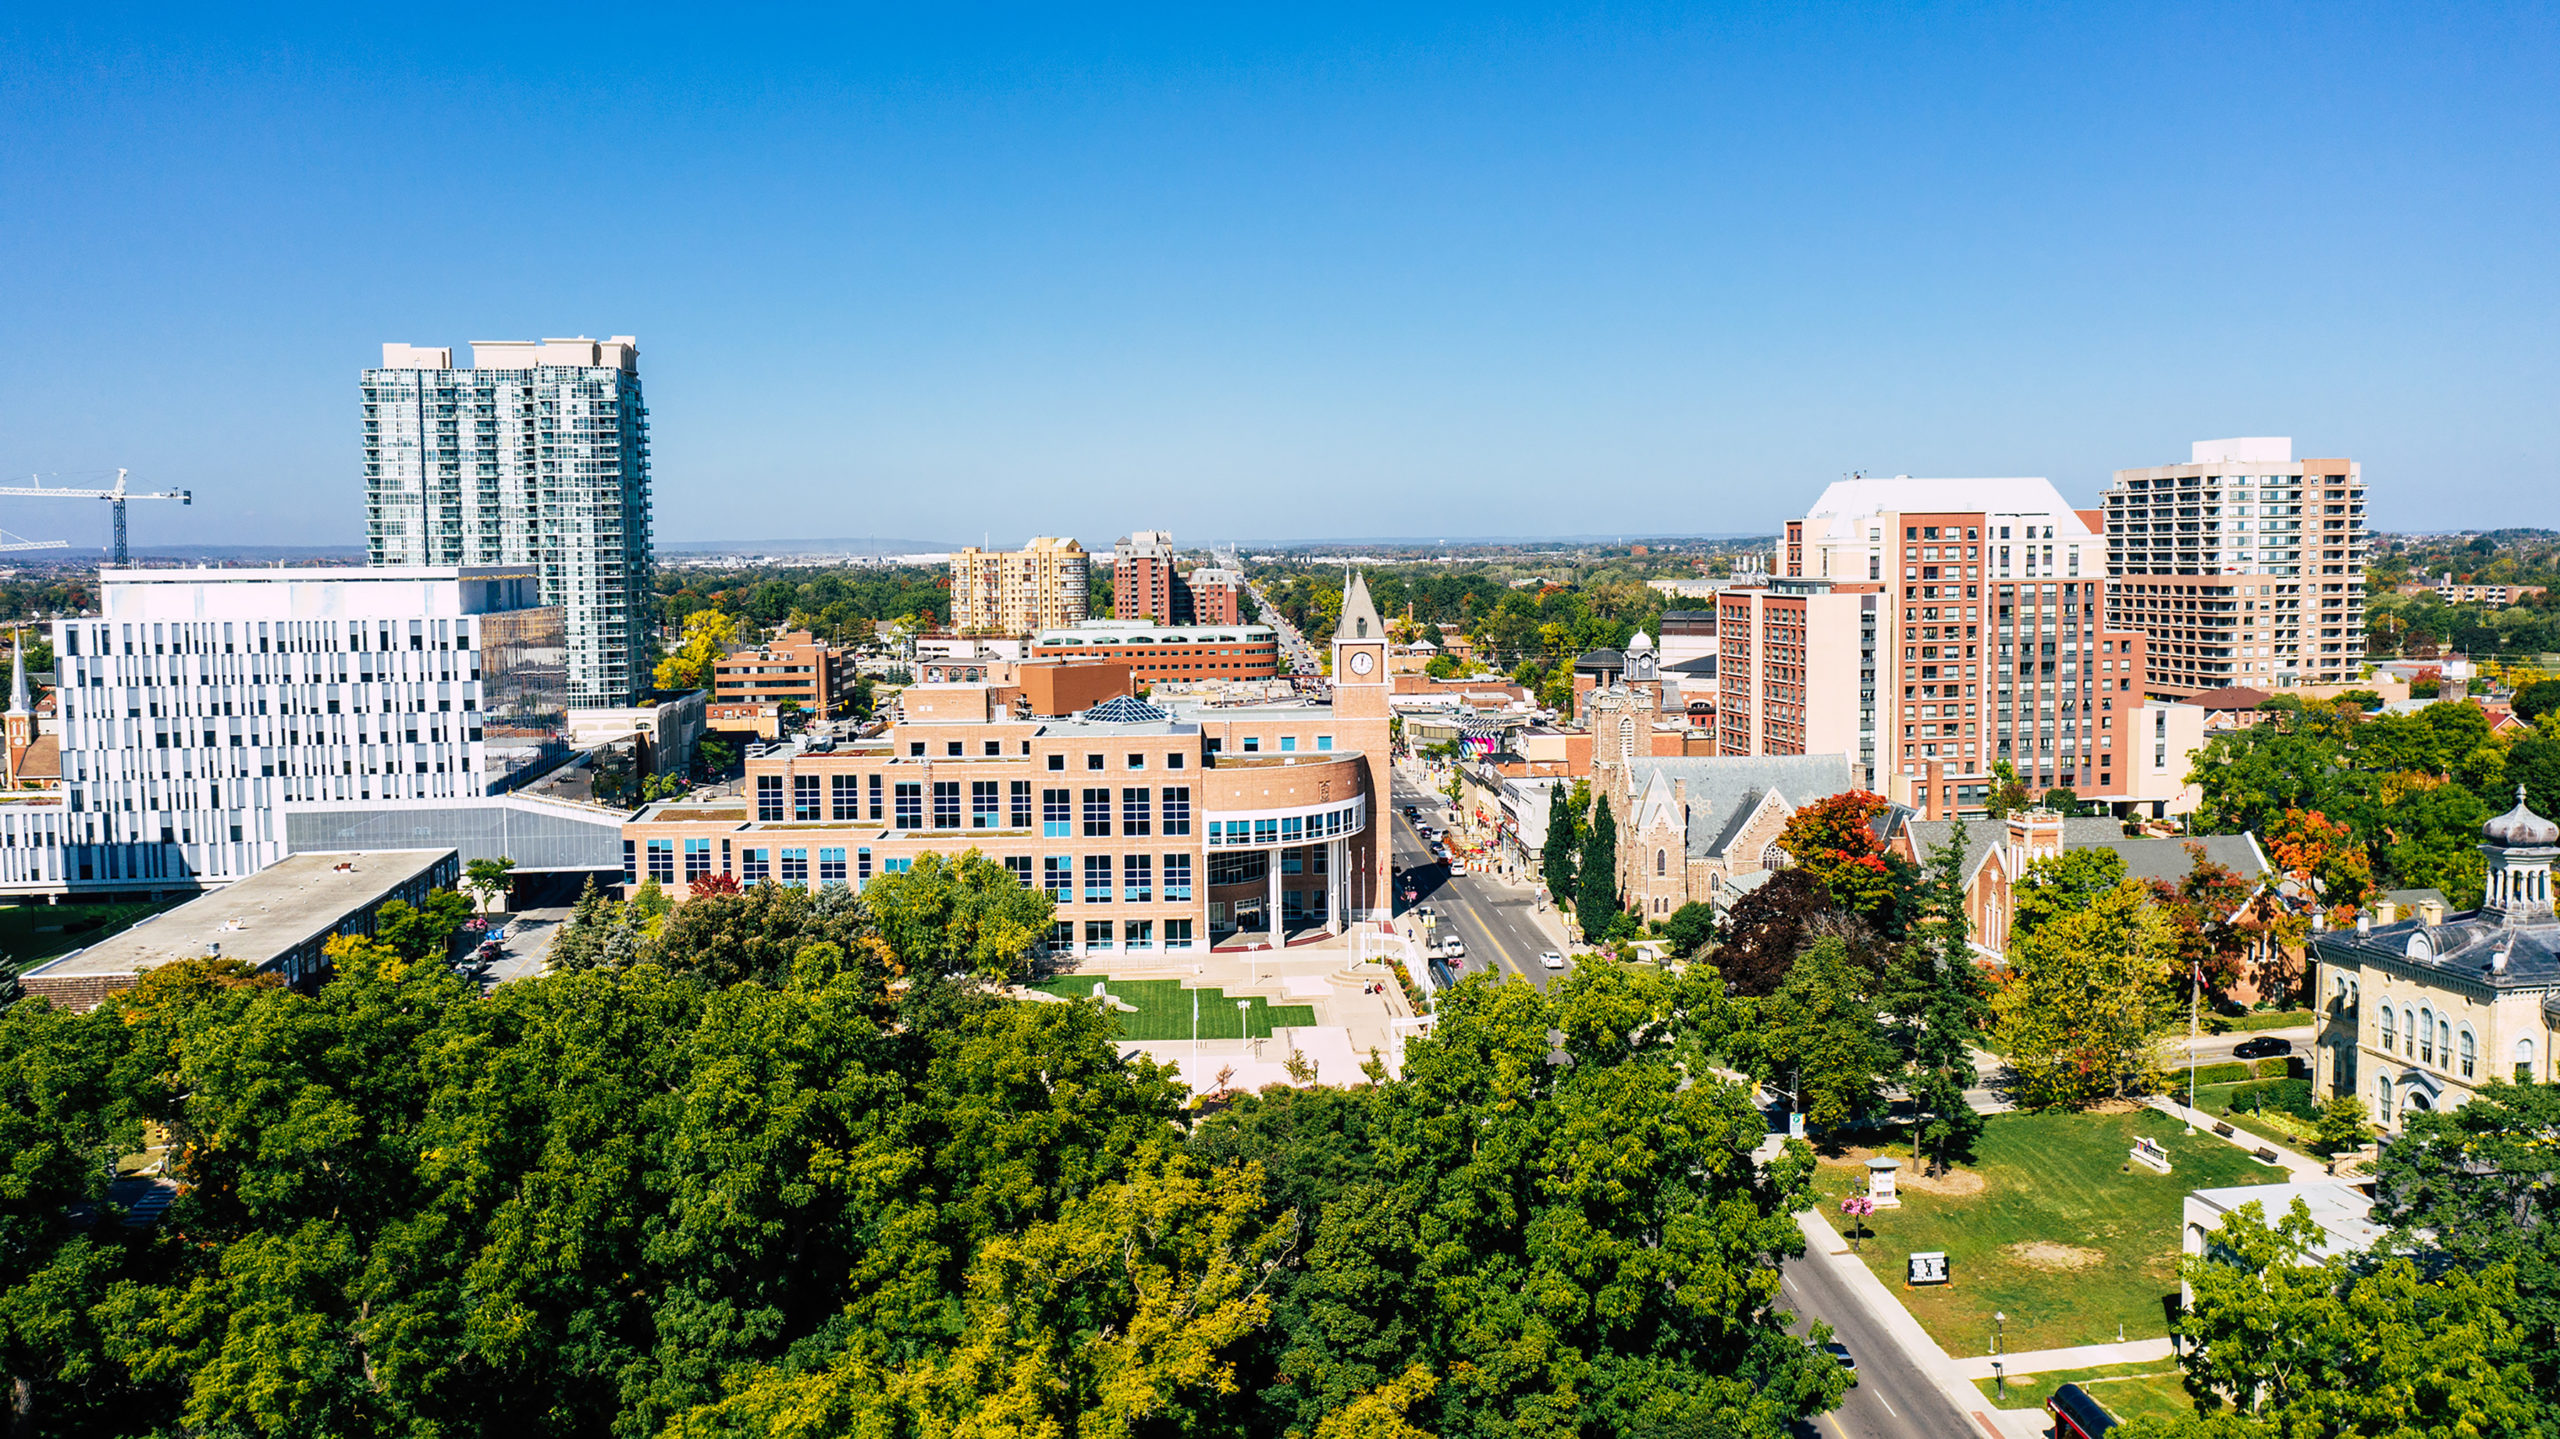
[363,337,653,707]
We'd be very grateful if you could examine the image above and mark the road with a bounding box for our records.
[1389,770,1572,989]
[1781,1243,1994,1439]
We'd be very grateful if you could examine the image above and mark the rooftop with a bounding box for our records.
[25,849,456,980]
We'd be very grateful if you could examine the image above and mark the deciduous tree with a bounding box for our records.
[1995,879,2177,1108]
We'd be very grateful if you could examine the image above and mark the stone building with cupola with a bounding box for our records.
[2311,789,2560,1132]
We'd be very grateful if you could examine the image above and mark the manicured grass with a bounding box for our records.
[0,901,182,979]
[1032,977,1317,1040]
[1809,1109,2280,1354]
[1975,1362,2195,1426]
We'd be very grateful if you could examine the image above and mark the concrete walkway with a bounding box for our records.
[2145,1095,2328,1181]
[1793,1210,2052,1439]
[1952,1337,2175,1379]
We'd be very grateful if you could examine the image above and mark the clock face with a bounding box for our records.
[1348,649,1375,676]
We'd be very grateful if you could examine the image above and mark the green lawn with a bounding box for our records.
[1032,977,1317,1040]
[2205,1008,2314,1034]
[0,902,181,980]
[1809,1109,2279,1354]
[1975,1361,2195,1426]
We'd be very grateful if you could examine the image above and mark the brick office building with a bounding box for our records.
[1029,620,1280,683]
[623,574,1397,956]
[712,630,853,717]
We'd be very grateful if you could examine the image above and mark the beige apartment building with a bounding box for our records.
[952,537,1091,636]
[1751,477,2154,818]
[2102,439,2366,695]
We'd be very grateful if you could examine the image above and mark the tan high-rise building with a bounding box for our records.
[2102,439,2366,695]
[951,537,1091,636]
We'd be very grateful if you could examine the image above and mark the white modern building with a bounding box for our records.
[363,338,654,707]
[49,567,570,890]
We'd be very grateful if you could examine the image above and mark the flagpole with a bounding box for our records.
[2186,961,2200,1134]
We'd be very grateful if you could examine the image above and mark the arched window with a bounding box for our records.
[2460,1029,2476,1079]
[2440,1020,2451,1069]
[1761,842,1787,871]
[2378,1076,2393,1126]
[2380,1007,2395,1051]
[2519,1038,2538,1085]
[2405,1008,2417,1057]
[1656,849,1667,876]
[2419,1007,2434,1065]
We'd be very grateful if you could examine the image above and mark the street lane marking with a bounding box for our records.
[1874,1393,1895,1417]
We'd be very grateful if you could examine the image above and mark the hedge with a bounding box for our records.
[2190,1061,2251,1085]
[2224,1077,2316,1121]
[2207,1009,2316,1034]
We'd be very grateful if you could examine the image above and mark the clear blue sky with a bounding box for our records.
[3,4,2554,550]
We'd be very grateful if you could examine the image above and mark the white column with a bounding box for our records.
[1267,846,1284,944]
[1328,837,1345,934]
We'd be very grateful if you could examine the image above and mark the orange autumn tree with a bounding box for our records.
[2266,807,2374,923]
[1776,790,1900,917]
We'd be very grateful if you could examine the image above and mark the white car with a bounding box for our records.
[1440,936,1466,959]
[1540,950,1565,970]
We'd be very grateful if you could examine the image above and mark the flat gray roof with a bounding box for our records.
[26,849,456,979]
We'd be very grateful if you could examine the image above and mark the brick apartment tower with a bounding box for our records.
[1750,478,2152,817]
[2101,439,2367,696]
[1114,530,1191,624]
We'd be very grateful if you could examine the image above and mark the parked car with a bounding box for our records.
[1540,950,1565,970]
[2233,1036,2293,1059]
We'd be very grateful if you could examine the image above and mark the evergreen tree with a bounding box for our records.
[1883,821,1989,1175]
[1578,793,1619,931]
[1541,782,1579,904]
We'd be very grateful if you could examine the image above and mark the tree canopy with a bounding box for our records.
[0,886,1849,1439]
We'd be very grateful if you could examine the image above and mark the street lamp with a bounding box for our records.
[1992,1360,2005,1400]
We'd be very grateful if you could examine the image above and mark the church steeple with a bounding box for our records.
[3,634,31,790]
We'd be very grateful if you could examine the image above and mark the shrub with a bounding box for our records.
[2191,1061,2251,1085]
[2224,1077,2316,1121]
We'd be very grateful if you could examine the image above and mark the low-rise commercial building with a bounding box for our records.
[713,630,852,717]
[19,848,459,1010]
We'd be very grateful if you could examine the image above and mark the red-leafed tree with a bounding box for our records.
[1777,790,1900,918]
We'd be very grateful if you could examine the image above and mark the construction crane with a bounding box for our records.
[0,531,68,555]
[0,470,191,565]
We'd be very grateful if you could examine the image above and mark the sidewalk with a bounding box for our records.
[1793,1210,2051,1439]
[2145,1096,2327,1181]
[1952,1337,2174,1379]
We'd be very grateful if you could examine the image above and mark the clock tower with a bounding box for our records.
[1330,569,1393,918]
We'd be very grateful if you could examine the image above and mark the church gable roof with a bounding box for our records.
[1623,753,1857,862]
